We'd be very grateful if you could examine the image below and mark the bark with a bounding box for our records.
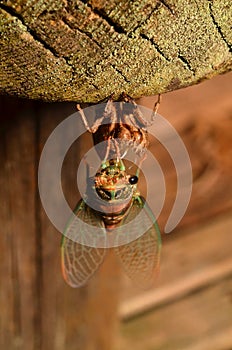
[0,0,232,103]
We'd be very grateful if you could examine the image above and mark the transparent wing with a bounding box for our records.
[61,200,106,288]
[114,196,161,288]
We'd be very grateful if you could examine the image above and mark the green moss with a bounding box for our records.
[0,0,231,103]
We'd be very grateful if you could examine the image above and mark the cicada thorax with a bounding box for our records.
[87,159,138,228]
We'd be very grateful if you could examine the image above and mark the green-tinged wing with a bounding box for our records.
[114,196,161,288]
[61,200,106,288]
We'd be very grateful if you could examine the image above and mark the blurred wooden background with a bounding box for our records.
[116,72,232,350]
[0,72,231,350]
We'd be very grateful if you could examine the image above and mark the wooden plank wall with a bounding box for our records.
[116,72,232,350]
[117,214,232,350]
[0,98,121,350]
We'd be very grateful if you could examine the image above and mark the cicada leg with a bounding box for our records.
[76,103,94,133]
[135,152,147,177]
[150,94,162,121]
[77,103,106,133]
[101,137,112,166]
[77,94,116,134]
[121,93,161,126]
[101,134,126,166]
[121,92,151,128]
[112,138,123,163]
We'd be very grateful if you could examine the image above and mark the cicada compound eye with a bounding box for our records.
[129,175,138,185]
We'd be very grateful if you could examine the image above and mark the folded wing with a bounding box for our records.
[114,196,161,288]
[61,200,106,287]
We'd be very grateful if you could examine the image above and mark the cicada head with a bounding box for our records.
[94,159,138,202]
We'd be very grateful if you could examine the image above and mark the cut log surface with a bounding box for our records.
[0,0,232,102]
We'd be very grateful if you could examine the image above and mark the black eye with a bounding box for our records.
[129,175,138,185]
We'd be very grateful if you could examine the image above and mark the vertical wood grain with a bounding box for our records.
[0,104,38,349]
[0,98,121,350]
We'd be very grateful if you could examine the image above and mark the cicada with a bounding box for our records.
[61,94,162,288]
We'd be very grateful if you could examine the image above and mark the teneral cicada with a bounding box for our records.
[61,94,162,288]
